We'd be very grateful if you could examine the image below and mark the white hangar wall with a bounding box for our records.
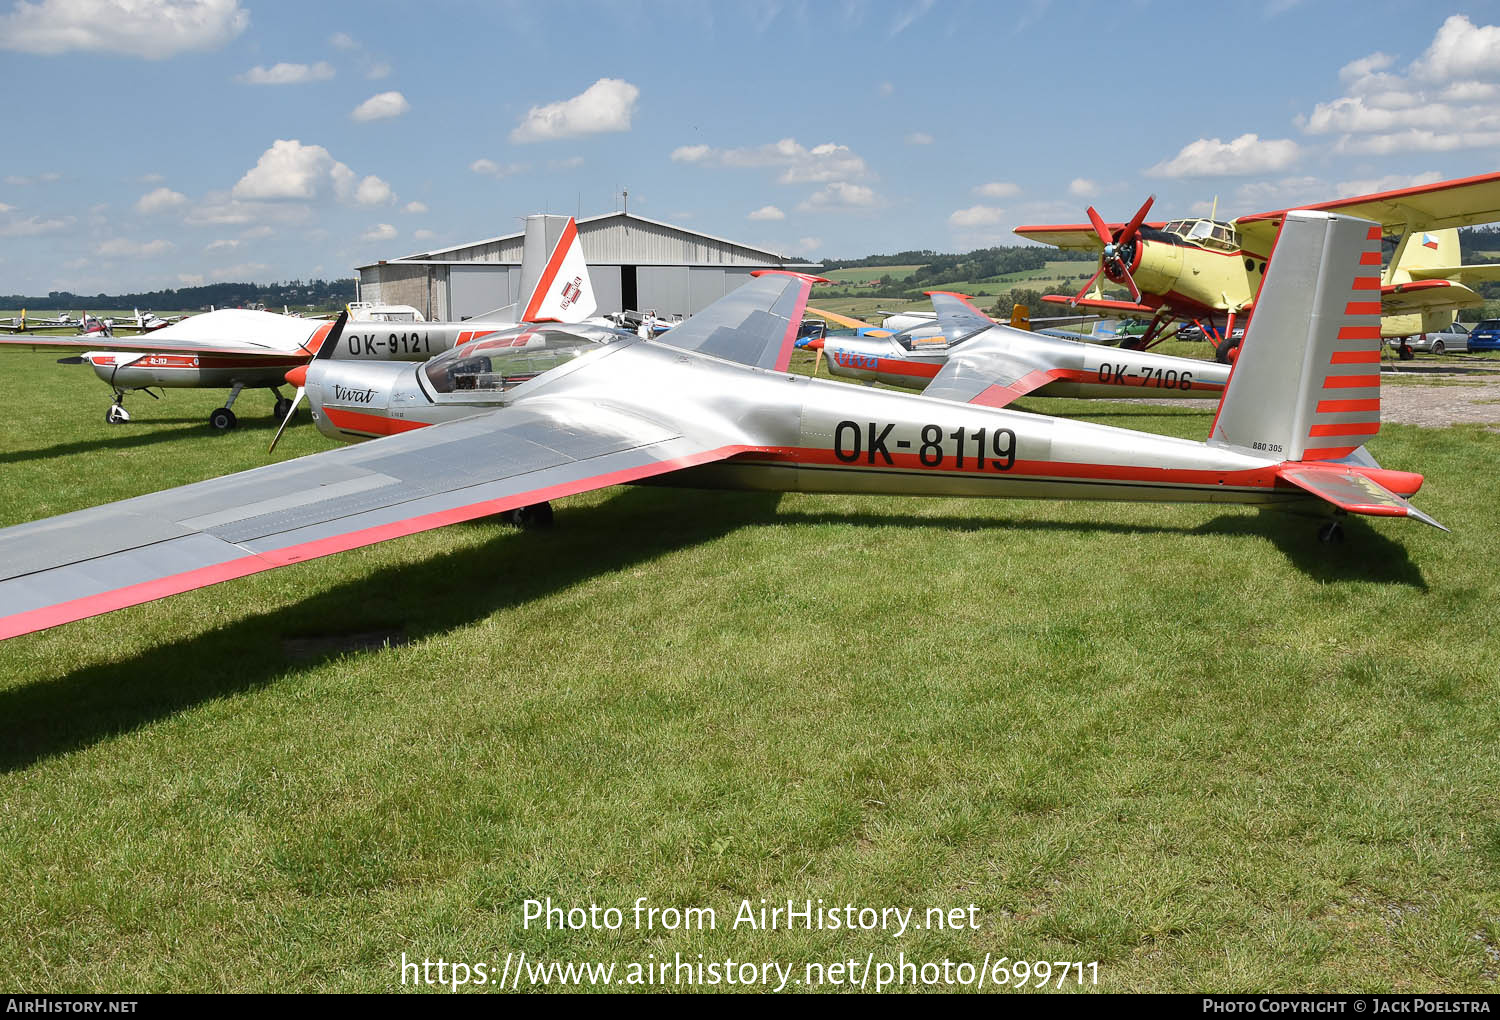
[356,212,817,321]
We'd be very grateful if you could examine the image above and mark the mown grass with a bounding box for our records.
[0,348,1497,993]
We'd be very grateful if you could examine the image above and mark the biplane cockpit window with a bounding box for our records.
[421,330,598,395]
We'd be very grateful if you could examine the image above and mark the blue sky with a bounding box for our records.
[2,0,1500,294]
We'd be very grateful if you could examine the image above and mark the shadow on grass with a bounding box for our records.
[0,416,300,465]
[0,488,1426,772]
[0,487,784,773]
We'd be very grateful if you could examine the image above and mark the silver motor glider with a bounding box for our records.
[0,215,598,429]
[815,290,1231,407]
[0,211,1443,642]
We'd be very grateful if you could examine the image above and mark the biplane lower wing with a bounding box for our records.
[0,401,744,640]
[1040,294,1158,315]
[1381,278,1484,314]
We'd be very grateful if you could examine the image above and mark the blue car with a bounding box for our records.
[1470,318,1500,351]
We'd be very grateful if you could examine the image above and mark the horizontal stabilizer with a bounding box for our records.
[1278,463,1447,531]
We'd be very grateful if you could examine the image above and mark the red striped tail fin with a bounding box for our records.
[1208,211,1383,462]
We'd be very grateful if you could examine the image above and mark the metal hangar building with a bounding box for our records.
[354,212,820,321]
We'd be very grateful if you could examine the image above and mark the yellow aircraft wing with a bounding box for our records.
[1235,171,1500,254]
[1012,221,1165,250]
[1405,263,1500,285]
[804,306,878,330]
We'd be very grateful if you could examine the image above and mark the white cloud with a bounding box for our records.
[798,181,880,212]
[1334,171,1442,197]
[974,181,1019,198]
[241,225,272,239]
[4,172,61,186]
[889,0,935,37]
[469,158,528,178]
[798,236,822,253]
[135,186,187,214]
[673,137,869,185]
[209,261,269,279]
[413,229,436,241]
[1410,15,1500,82]
[0,202,12,213]
[1068,178,1100,198]
[95,238,174,257]
[330,31,357,50]
[0,214,73,236]
[354,175,394,206]
[205,239,240,251]
[366,61,391,80]
[879,81,894,96]
[361,223,397,242]
[1145,133,1300,178]
[904,132,933,145]
[748,205,785,221]
[550,156,585,169]
[352,90,410,122]
[238,61,334,85]
[0,0,248,57]
[402,201,428,214]
[178,273,205,286]
[232,139,393,207]
[1297,17,1500,155]
[948,205,1006,229]
[511,78,640,142]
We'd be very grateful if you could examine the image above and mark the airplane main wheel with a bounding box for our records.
[209,407,238,431]
[273,397,294,420]
[105,405,130,425]
[506,501,554,529]
[1214,337,1240,364]
[1317,520,1345,544]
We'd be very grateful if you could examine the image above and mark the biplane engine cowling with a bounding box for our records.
[1127,237,1185,301]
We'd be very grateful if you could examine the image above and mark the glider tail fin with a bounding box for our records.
[516,215,596,323]
[1209,210,1383,464]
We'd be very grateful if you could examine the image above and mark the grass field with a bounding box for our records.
[1,347,1498,992]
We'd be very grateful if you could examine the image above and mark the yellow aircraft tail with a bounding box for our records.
[1388,227,1460,284]
[1008,303,1031,330]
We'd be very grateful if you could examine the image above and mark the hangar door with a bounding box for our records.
[449,265,520,320]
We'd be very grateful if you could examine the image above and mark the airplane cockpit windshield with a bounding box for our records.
[1162,218,1240,253]
[421,328,606,395]
[891,323,991,352]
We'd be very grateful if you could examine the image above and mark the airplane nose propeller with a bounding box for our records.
[1071,195,1155,306]
[268,365,309,454]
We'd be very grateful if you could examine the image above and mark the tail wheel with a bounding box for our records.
[209,407,238,431]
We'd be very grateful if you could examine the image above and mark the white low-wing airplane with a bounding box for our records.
[812,291,1231,404]
[0,211,1444,643]
[0,215,599,429]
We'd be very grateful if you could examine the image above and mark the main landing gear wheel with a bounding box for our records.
[273,396,294,421]
[505,502,554,529]
[1215,336,1240,364]
[105,405,130,425]
[1317,520,1345,544]
[208,407,238,431]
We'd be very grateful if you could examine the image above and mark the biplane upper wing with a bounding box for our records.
[1235,171,1500,254]
[0,396,749,640]
[1012,221,1167,250]
[0,308,334,357]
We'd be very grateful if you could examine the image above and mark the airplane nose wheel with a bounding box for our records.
[1317,520,1345,544]
[505,502,554,529]
[105,404,131,425]
[208,407,238,431]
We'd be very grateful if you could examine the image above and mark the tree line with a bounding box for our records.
[0,278,356,312]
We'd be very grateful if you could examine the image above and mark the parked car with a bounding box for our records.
[1469,319,1500,352]
[1404,322,1471,354]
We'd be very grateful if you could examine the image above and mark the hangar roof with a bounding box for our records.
[355,211,817,270]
